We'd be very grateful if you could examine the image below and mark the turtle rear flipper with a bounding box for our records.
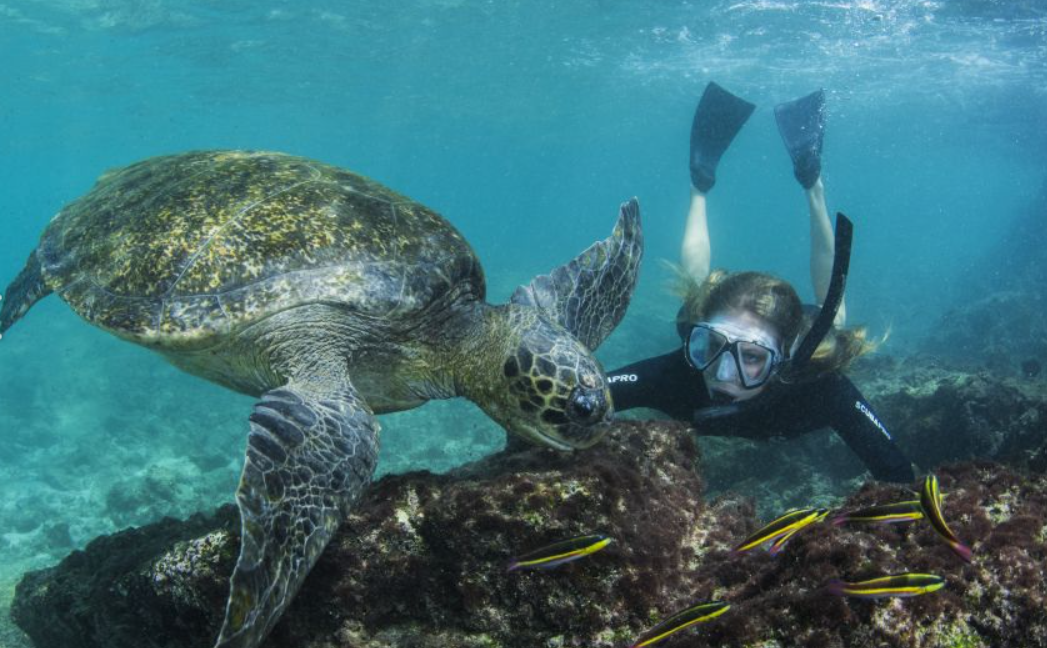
[511,198,643,351]
[216,380,380,648]
[1,250,52,337]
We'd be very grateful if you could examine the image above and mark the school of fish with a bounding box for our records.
[506,473,971,646]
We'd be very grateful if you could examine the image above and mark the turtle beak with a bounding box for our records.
[560,421,611,449]
[530,427,576,451]
[513,422,609,451]
[510,409,611,452]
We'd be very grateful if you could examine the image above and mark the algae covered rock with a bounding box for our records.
[856,359,1047,472]
[12,508,238,648]
[678,462,1047,647]
[14,421,734,647]
[13,423,1047,647]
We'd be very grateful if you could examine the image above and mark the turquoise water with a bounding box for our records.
[0,1,1044,644]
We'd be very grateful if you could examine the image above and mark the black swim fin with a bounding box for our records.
[774,89,826,189]
[690,82,755,193]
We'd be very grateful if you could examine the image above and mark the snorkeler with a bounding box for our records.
[607,81,915,483]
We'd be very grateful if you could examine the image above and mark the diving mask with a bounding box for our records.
[685,321,782,389]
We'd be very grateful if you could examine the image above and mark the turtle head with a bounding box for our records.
[460,305,613,451]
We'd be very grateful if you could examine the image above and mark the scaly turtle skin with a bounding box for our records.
[0,150,643,648]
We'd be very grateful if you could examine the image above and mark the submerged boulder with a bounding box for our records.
[14,421,728,648]
[11,508,237,648]
[857,358,1047,472]
[688,462,1047,648]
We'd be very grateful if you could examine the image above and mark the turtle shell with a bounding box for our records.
[37,150,484,346]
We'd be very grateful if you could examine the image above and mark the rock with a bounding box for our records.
[12,509,237,648]
[14,421,730,648]
[695,358,1047,516]
[12,351,1047,648]
[921,176,1047,377]
[854,359,1047,472]
[688,462,1047,648]
[14,425,1047,646]
[922,291,1047,377]
[40,522,73,551]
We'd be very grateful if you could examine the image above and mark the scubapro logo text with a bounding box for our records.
[855,401,891,439]
[608,374,638,383]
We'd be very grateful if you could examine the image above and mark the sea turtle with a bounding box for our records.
[0,150,642,648]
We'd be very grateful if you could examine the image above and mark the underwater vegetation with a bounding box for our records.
[12,420,1047,648]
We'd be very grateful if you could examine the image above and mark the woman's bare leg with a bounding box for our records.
[681,187,711,285]
[806,177,846,325]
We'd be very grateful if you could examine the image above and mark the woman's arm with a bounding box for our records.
[607,351,705,421]
[822,373,914,482]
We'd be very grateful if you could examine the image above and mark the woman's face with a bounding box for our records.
[700,309,782,402]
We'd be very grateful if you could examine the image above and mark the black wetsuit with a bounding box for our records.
[607,350,914,483]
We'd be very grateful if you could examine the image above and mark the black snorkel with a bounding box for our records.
[692,212,854,425]
[786,212,853,372]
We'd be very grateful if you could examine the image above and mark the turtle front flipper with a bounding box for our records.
[511,198,643,351]
[216,380,380,648]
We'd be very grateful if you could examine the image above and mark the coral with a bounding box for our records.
[12,420,1047,648]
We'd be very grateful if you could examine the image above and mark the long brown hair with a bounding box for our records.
[676,270,874,382]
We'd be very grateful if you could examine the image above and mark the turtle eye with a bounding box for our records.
[566,386,606,424]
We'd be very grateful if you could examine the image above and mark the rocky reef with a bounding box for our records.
[12,416,1047,648]
[920,175,1047,379]
[923,292,1047,379]
[14,420,710,648]
[694,461,1047,648]
[856,358,1047,472]
[696,358,1047,516]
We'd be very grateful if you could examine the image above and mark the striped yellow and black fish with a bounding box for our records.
[919,474,973,562]
[507,534,612,571]
[825,573,945,598]
[831,500,924,526]
[768,509,832,555]
[732,508,830,555]
[628,600,730,647]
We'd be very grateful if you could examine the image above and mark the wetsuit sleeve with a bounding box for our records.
[606,351,704,420]
[821,374,915,483]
